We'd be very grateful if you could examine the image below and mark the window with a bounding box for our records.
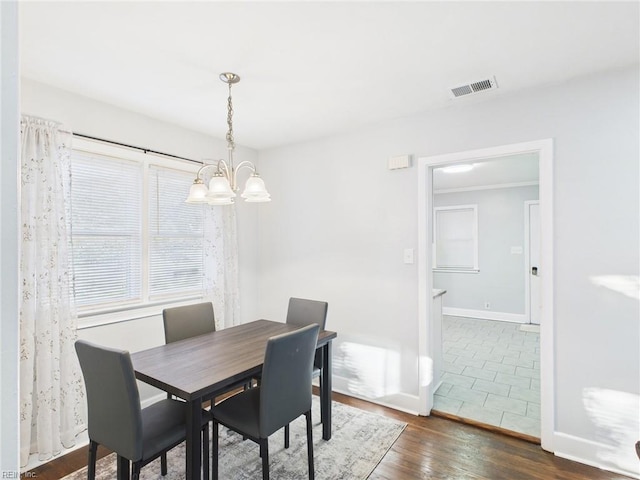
[69,139,205,316]
[148,165,204,298]
[433,205,479,272]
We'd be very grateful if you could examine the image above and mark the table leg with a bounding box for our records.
[186,398,203,480]
[321,341,332,440]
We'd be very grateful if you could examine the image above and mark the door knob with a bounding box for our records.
[531,266,538,276]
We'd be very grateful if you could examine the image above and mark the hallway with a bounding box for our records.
[433,316,541,438]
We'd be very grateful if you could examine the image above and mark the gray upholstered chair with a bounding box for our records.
[162,302,216,344]
[75,339,210,480]
[286,298,328,422]
[212,323,320,480]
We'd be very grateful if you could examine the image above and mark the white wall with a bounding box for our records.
[20,79,262,402]
[257,66,640,476]
[1,1,20,472]
[257,132,422,408]
[433,185,539,317]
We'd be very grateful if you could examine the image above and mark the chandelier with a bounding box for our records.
[186,72,271,205]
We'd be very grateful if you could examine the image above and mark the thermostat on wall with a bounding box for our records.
[388,154,411,170]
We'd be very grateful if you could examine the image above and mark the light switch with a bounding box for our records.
[511,246,523,255]
[403,248,414,264]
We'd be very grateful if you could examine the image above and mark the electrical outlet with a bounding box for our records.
[484,302,491,310]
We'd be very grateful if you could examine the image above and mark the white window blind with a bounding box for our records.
[69,142,207,315]
[70,153,143,308]
[434,205,478,271]
[148,165,204,298]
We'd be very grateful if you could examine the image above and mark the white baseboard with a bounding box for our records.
[331,374,420,415]
[443,307,527,324]
[554,432,640,479]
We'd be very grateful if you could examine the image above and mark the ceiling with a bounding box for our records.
[433,153,539,191]
[19,1,639,151]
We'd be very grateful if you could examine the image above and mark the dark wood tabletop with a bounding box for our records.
[131,319,337,401]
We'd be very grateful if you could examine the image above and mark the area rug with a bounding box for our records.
[62,397,406,479]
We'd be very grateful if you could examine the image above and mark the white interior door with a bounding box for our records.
[528,202,541,325]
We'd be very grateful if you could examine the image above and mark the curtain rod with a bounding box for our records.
[73,133,202,165]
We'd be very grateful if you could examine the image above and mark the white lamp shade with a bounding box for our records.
[185,182,209,203]
[241,175,271,202]
[207,175,236,199]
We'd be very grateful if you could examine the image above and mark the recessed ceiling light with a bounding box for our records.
[442,164,474,173]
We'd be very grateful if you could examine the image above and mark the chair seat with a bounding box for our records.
[141,399,211,462]
[214,388,261,439]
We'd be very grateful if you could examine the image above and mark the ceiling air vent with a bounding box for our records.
[450,76,498,98]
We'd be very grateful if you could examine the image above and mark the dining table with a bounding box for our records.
[131,319,337,480]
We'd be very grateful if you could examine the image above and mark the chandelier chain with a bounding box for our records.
[226,83,235,150]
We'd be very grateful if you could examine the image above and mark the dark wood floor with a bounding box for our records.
[28,391,631,480]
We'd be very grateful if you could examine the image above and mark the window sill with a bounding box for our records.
[77,296,203,330]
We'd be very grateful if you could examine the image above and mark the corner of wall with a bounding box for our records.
[1,0,21,473]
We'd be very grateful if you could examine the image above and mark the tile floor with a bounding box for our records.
[433,315,541,438]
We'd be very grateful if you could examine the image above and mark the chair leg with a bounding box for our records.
[212,421,219,480]
[160,453,167,475]
[305,411,315,480]
[284,424,290,448]
[319,372,325,425]
[131,462,141,480]
[116,455,130,480]
[87,441,98,480]
[260,438,270,480]
[203,423,210,480]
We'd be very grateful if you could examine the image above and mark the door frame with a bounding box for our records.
[525,200,540,325]
[417,139,554,452]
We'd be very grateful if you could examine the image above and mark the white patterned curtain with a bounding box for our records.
[19,116,85,466]
[204,203,240,329]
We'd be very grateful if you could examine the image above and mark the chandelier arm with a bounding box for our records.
[234,161,258,175]
[195,164,220,181]
[216,159,231,178]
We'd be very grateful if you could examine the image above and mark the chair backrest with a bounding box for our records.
[286,298,327,370]
[163,302,215,344]
[259,323,320,438]
[75,340,143,461]
[286,298,328,330]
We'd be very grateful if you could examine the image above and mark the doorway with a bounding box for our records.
[416,139,555,452]
[430,154,540,437]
